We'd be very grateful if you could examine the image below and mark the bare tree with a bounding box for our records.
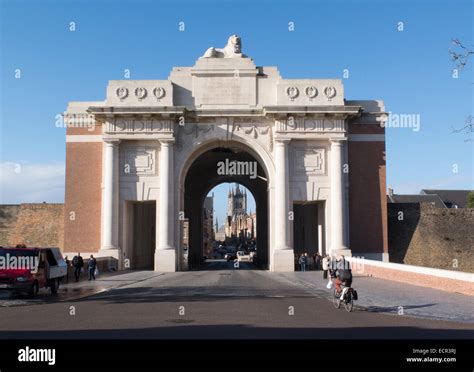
[452,115,472,142]
[449,39,473,142]
[449,38,473,70]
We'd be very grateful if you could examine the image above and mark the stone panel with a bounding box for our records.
[293,148,325,176]
[120,147,157,177]
[191,57,258,107]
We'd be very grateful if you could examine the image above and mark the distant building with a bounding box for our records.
[420,189,472,208]
[388,188,473,208]
[214,218,226,242]
[225,184,256,239]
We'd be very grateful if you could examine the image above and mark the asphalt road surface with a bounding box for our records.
[0,260,472,339]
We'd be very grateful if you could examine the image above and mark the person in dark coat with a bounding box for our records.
[299,253,308,272]
[88,255,97,281]
[72,253,84,282]
[64,256,70,283]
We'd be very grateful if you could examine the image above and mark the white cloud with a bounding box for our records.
[0,162,65,204]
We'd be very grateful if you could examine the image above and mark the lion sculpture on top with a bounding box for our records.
[201,35,246,58]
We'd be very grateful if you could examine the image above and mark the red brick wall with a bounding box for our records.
[64,141,102,253]
[66,125,102,135]
[348,126,388,256]
[349,123,385,135]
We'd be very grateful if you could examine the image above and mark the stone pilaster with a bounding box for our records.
[272,138,294,271]
[101,138,120,252]
[155,139,176,272]
[330,138,350,257]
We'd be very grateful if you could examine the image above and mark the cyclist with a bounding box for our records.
[335,255,352,300]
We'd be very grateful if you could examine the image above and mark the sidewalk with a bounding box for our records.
[0,271,162,307]
[278,271,474,323]
[58,270,164,299]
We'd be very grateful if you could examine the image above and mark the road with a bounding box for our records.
[0,260,472,339]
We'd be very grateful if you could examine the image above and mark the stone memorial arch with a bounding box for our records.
[63,35,389,272]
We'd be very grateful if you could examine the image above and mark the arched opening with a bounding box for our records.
[202,182,258,269]
[183,144,269,270]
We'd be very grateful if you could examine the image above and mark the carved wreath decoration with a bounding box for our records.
[153,87,166,100]
[116,87,129,100]
[305,86,318,98]
[324,86,337,100]
[286,86,299,100]
[135,87,147,100]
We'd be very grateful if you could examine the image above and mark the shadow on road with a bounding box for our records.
[75,286,310,304]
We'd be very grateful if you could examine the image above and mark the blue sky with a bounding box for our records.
[0,0,472,225]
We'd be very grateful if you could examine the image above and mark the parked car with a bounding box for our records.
[237,251,251,262]
[0,247,67,298]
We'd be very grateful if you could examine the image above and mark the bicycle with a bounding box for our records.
[332,281,357,312]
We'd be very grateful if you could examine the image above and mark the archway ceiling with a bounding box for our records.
[185,147,267,201]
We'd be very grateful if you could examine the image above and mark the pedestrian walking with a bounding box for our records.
[64,255,70,283]
[322,254,329,279]
[72,253,84,282]
[88,255,97,281]
[313,252,322,270]
[299,252,307,272]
